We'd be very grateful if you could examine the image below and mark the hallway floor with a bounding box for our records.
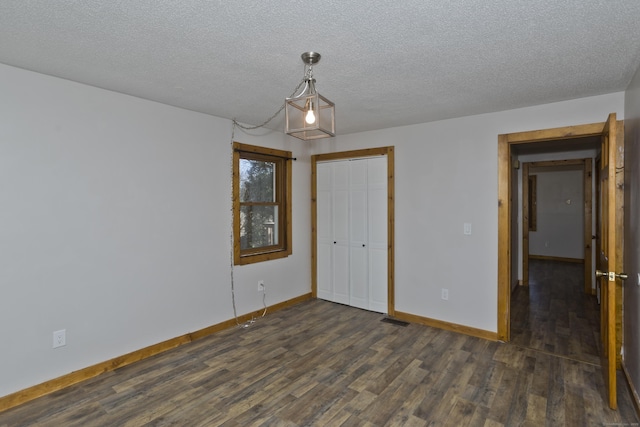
[510,259,600,365]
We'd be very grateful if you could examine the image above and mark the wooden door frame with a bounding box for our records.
[521,158,593,294]
[498,122,605,341]
[311,146,395,316]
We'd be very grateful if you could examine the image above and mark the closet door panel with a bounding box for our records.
[367,157,388,313]
[332,161,350,304]
[317,242,333,300]
[349,160,368,309]
[369,247,388,312]
[316,163,333,300]
[332,162,350,243]
[349,245,368,309]
[367,157,388,248]
[368,156,387,185]
[333,243,350,304]
[350,159,367,187]
[349,189,367,244]
[368,187,387,246]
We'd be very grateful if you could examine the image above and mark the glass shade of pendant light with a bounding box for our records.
[285,52,335,140]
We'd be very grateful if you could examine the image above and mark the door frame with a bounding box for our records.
[311,146,395,316]
[498,122,606,341]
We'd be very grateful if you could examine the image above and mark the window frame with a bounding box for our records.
[233,142,292,265]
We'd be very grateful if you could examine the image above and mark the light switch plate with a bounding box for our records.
[463,223,472,235]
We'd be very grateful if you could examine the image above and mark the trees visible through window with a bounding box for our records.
[233,142,292,265]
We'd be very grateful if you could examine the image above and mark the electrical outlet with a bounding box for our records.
[258,280,265,291]
[441,288,449,301]
[463,223,472,235]
[53,329,66,348]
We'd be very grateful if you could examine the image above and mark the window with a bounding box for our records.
[233,142,292,265]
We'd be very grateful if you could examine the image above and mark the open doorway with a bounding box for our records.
[498,116,626,408]
[514,156,599,364]
[510,145,600,364]
[498,121,608,342]
[521,158,594,294]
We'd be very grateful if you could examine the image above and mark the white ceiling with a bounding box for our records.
[2,1,640,135]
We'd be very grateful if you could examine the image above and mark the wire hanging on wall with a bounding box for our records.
[227,73,306,329]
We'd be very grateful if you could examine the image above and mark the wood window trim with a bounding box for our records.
[233,142,292,265]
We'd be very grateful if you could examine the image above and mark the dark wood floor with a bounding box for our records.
[510,259,601,365]
[1,264,639,426]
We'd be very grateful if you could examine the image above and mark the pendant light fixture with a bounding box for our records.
[285,52,335,140]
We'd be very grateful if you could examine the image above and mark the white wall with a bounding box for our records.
[515,150,597,285]
[528,169,584,259]
[0,63,311,398]
[312,93,623,333]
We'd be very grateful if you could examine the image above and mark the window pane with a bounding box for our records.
[240,205,279,250]
[240,159,275,202]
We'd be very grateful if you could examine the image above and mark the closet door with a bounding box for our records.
[367,157,388,313]
[315,157,388,313]
[332,161,350,305]
[348,159,369,310]
[316,162,333,301]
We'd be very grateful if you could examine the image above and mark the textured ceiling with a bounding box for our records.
[2,1,640,135]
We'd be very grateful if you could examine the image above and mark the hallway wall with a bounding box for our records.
[528,168,584,259]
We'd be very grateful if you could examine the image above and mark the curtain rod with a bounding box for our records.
[234,148,297,161]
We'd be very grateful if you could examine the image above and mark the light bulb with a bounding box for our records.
[305,108,316,125]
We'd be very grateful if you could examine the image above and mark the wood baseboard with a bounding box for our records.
[622,361,640,421]
[529,254,584,263]
[393,310,498,342]
[0,292,313,413]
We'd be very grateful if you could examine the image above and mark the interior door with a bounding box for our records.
[598,113,619,410]
[367,157,389,313]
[348,159,369,310]
[316,162,334,302]
[332,161,351,305]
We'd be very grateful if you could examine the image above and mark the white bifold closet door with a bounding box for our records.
[316,156,387,313]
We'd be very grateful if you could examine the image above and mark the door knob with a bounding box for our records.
[596,270,628,280]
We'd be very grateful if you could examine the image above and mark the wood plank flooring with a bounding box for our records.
[1,264,639,425]
[510,259,601,365]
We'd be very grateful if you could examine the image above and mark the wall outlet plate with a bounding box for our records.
[53,329,66,348]
[258,280,265,291]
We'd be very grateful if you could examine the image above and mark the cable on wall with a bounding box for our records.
[227,77,305,328]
